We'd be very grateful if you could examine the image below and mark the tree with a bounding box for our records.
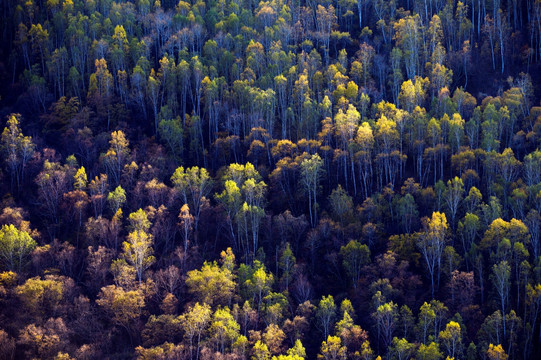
[491,261,511,336]
[439,321,462,359]
[417,342,442,360]
[209,306,240,353]
[523,283,541,358]
[28,23,49,75]
[356,122,374,199]
[340,240,370,287]
[253,340,271,360]
[1,114,35,190]
[35,160,70,229]
[463,187,482,213]
[525,210,541,259]
[335,309,368,354]
[317,295,337,340]
[449,113,465,153]
[329,186,353,229]
[287,339,306,359]
[18,318,70,359]
[179,204,194,256]
[373,301,398,351]
[263,323,286,355]
[131,63,148,120]
[316,5,337,66]
[300,153,324,227]
[186,260,236,307]
[426,118,442,185]
[486,344,508,360]
[443,177,464,229]
[107,185,126,214]
[16,276,64,315]
[147,69,161,134]
[481,218,529,252]
[0,329,15,360]
[389,48,404,106]
[448,270,475,310]
[398,194,419,234]
[393,15,423,79]
[458,213,480,262]
[417,212,449,298]
[135,342,184,359]
[417,302,436,344]
[243,262,274,314]
[96,285,145,341]
[236,201,266,262]
[61,186,90,236]
[0,224,37,272]
[496,148,521,201]
[88,173,109,218]
[122,229,155,284]
[179,302,212,360]
[275,75,289,139]
[523,150,541,187]
[398,305,415,340]
[495,10,508,74]
[73,166,87,190]
[158,116,184,163]
[318,336,347,360]
[171,166,212,233]
[375,114,403,188]
[102,130,130,185]
[238,177,267,259]
[216,179,243,250]
[145,179,170,210]
[142,314,183,346]
[88,59,114,126]
[279,242,296,290]
[389,337,415,360]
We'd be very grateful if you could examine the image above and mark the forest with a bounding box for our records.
[1,0,541,358]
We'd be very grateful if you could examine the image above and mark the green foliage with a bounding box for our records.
[340,240,370,287]
[0,224,37,272]
[186,260,236,307]
[122,229,155,283]
[417,342,443,360]
[107,185,126,213]
[1,114,35,189]
[316,295,337,340]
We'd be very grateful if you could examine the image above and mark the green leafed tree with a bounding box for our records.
[171,166,212,233]
[209,306,241,353]
[317,295,337,340]
[279,242,296,290]
[318,335,347,360]
[0,224,37,272]
[122,229,155,284]
[186,259,236,307]
[340,240,370,288]
[1,114,35,190]
[438,321,463,359]
[179,302,212,360]
[417,342,442,360]
[417,212,449,298]
[107,185,126,214]
[300,153,324,227]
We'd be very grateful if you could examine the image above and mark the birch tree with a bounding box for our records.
[417,212,449,298]
[300,153,324,227]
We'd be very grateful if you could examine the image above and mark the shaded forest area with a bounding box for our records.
[1,0,541,359]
